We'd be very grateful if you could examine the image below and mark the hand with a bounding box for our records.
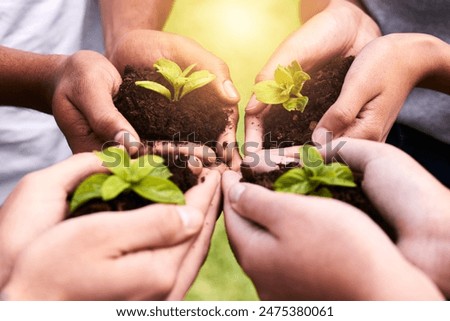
[324,138,450,297]
[222,170,443,300]
[1,203,206,300]
[0,151,220,299]
[245,0,380,152]
[108,30,241,169]
[52,51,141,154]
[313,33,449,143]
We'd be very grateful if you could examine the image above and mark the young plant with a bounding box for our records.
[253,60,311,112]
[274,145,356,197]
[135,58,216,102]
[70,147,185,213]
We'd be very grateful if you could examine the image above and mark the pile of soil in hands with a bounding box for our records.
[241,163,397,242]
[262,56,354,149]
[68,155,198,219]
[114,66,230,148]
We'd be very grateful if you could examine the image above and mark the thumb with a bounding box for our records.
[79,82,142,155]
[105,204,204,252]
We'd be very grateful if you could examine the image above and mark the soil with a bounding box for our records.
[241,163,397,242]
[262,56,355,148]
[114,65,231,148]
[67,154,198,219]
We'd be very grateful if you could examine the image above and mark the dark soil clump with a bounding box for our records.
[68,155,198,219]
[241,164,397,241]
[263,56,354,149]
[114,66,230,148]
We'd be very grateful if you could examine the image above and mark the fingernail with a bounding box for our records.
[223,80,239,99]
[114,131,140,155]
[312,127,329,145]
[177,206,202,230]
[245,95,259,111]
[229,183,246,204]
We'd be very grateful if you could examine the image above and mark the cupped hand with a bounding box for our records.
[108,29,241,169]
[52,51,141,154]
[324,138,450,296]
[313,33,448,143]
[222,170,443,300]
[1,203,206,300]
[0,150,221,299]
[245,0,380,153]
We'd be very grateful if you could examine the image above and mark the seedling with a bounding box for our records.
[274,145,356,197]
[135,58,216,102]
[70,147,185,212]
[253,60,310,112]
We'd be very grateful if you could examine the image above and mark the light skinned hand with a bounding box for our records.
[52,51,141,154]
[245,0,380,153]
[108,29,241,169]
[323,138,450,297]
[223,171,442,300]
[0,151,220,300]
[313,33,450,143]
[1,202,205,300]
[222,170,443,300]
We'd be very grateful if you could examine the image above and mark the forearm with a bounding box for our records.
[0,46,65,113]
[418,36,450,94]
[300,0,365,23]
[100,0,174,57]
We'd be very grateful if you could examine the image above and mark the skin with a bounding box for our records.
[0,47,140,154]
[0,153,221,300]
[100,1,242,169]
[245,0,450,150]
[223,139,449,300]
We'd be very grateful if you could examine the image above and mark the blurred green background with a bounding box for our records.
[164,0,300,300]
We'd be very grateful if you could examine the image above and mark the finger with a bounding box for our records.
[312,66,380,145]
[185,169,221,214]
[242,147,301,173]
[150,141,217,165]
[26,153,107,194]
[166,174,222,300]
[65,53,141,155]
[91,204,204,252]
[216,103,241,169]
[244,105,272,155]
[222,171,280,231]
[245,95,269,115]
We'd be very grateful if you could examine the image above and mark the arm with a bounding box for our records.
[0,46,141,153]
[99,0,174,58]
[0,46,63,113]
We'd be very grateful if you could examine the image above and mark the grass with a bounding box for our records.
[164,0,300,300]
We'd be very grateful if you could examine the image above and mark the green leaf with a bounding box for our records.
[95,147,131,181]
[101,175,131,201]
[135,81,172,101]
[312,163,357,188]
[130,154,171,182]
[273,168,318,195]
[180,70,216,99]
[181,63,197,77]
[286,60,303,75]
[132,176,185,205]
[70,173,109,212]
[300,145,324,168]
[274,65,294,85]
[154,58,182,86]
[253,80,290,104]
[292,70,311,94]
[310,187,333,198]
[283,96,309,112]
